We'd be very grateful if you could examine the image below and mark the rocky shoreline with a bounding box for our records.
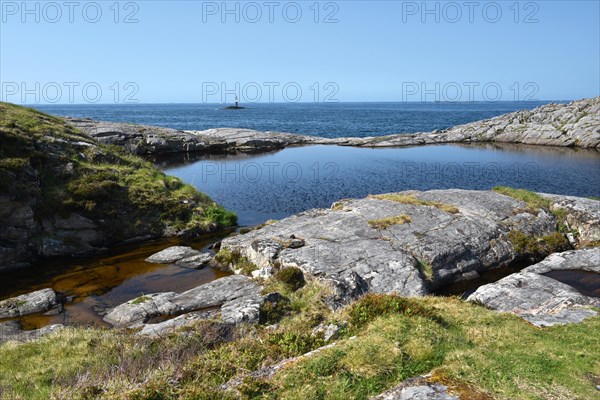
[5,188,597,343]
[68,97,600,155]
[109,188,595,333]
[0,102,237,272]
[1,187,598,398]
[1,100,599,398]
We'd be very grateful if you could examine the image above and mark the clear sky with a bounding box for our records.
[1,0,599,103]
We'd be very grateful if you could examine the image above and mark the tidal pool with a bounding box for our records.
[0,232,231,329]
[542,270,600,298]
[3,143,599,330]
[161,143,600,226]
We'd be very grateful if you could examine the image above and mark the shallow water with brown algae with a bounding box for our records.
[0,231,232,330]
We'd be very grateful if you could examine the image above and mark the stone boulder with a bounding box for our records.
[0,321,63,343]
[0,288,62,318]
[145,245,213,269]
[467,248,600,326]
[372,384,458,400]
[104,275,268,328]
[146,246,200,263]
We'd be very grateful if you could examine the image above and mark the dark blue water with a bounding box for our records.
[32,101,558,138]
[162,144,600,226]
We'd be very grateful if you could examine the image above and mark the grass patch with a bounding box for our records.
[130,295,151,305]
[274,267,306,292]
[345,294,445,330]
[368,214,411,230]
[492,186,551,213]
[508,230,571,261]
[369,194,459,214]
[211,248,257,275]
[417,259,433,281]
[0,102,237,253]
[0,292,598,399]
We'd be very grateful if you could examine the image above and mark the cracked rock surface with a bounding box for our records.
[103,275,266,328]
[0,320,63,344]
[468,248,600,326]
[0,288,62,319]
[219,189,563,301]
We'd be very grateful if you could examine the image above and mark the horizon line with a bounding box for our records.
[20,99,581,107]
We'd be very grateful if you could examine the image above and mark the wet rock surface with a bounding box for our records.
[103,275,266,328]
[0,320,63,344]
[68,97,600,155]
[0,288,62,318]
[468,248,600,326]
[145,245,212,269]
[219,189,563,301]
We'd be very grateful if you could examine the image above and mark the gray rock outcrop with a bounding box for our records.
[359,97,600,149]
[0,288,62,318]
[137,310,221,337]
[467,248,600,326]
[145,245,200,263]
[145,245,212,268]
[104,274,267,328]
[218,189,563,301]
[541,193,600,245]
[0,103,234,272]
[371,380,458,400]
[68,97,600,155]
[0,321,63,343]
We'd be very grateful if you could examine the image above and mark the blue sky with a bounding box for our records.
[1,0,599,103]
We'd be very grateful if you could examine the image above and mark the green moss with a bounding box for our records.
[417,259,433,281]
[200,203,237,228]
[508,230,571,260]
[492,186,551,212]
[368,214,412,230]
[274,267,306,292]
[369,194,460,214]
[346,294,444,329]
[0,157,29,170]
[211,248,256,275]
[130,295,151,305]
[259,295,292,325]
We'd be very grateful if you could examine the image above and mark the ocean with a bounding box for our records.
[32,101,560,137]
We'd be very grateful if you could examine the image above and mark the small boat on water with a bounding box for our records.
[224,96,245,110]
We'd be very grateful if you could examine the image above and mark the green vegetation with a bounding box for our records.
[417,259,433,282]
[331,199,353,211]
[508,230,571,261]
[1,286,598,399]
[493,186,583,251]
[130,295,152,305]
[259,295,292,325]
[492,186,551,213]
[211,248,257,275]
[368,214,412,230]
[0,102,236,242]
[274,267,306,292]
[369,194,460,214]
